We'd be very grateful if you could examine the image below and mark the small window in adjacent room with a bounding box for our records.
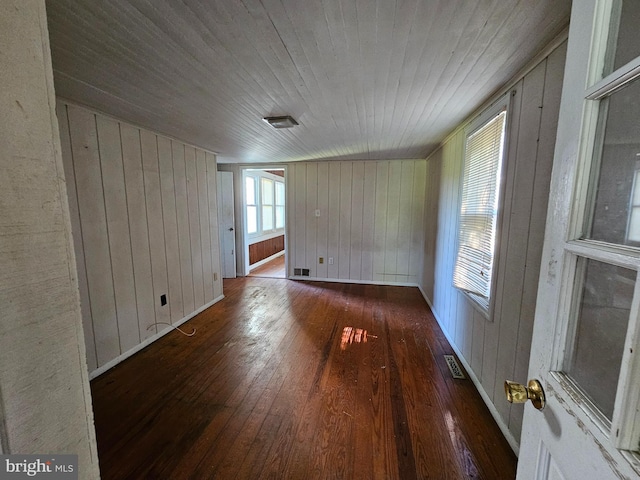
[246,176,258,234]
[261,178,274,231]
[626,168,640,243]
[275,181,285,229]
[453,100,508,315]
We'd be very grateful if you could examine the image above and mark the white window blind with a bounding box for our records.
[453,109,506,313]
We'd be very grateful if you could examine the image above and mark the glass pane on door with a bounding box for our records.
[566,259,634,420]
[606,0,640,73]
[585,77,640,246]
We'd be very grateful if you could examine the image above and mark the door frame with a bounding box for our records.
[237,164,288,277]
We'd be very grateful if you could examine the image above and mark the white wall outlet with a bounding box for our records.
[315,209,321,217]
[328,257,334,265]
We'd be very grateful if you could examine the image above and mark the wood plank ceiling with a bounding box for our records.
[46,0,571,164]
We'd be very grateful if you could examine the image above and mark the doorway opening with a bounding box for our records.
[243,167,286,279]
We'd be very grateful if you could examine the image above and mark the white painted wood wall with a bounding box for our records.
[287,160,426,284]
[421,42,567,448]
[0,1,98,475]
[57,102,223,374]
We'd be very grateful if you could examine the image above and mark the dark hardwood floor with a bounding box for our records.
[91,278,517,479]
[248,255,286,278]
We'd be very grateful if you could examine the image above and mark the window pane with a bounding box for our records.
[453,109,506,311]
[262,178,274,205]
[262,206,273,230]
[246,177,255,205]
[586,77,640,245]
[276,182,285,205]
[247,205,257,234]
[566,259,634,420]
[607,0,640,73]
[275,206,285,228]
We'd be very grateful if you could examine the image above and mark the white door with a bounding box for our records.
[516,1,640,478]
[217,171,236,278]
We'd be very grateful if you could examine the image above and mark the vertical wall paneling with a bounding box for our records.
[338,162,352,279]
[67,105,120,365]
[409,159,426,282]
[185,147,204,308]
[97,116,140,351]
[121,124,156,340]
[316,163,329,278]
[384,162,402,282]
[350,162,365,280]
[286,163,297,275]
[493,63,547,428]
[206,152,223,301]
[420,44,566,448]
[197,149,214,303]
[293,164,307,273]
[173,141,195,314]
[59,102,222,373]
[373,162,389,281]
[158,136,184,323]
[471,310,485,375]
[305,163,318,275]
[508,43,568,439]
[2,6,99,469]
[140,129,170,330]
[397,161,415,283]
[360,162,377,281]
[421,160,434,299]
[57,104,98,371]
[327,162,341,279]
[287,159,426,285]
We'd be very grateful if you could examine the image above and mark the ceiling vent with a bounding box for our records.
[263,115,298,129]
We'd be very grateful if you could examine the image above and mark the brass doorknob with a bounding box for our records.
[504,379,545,410]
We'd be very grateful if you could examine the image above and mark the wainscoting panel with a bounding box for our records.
[249,235,285,265]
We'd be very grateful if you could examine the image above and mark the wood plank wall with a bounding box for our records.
[249,235,284,265]
[0,4,98,474]
[57,102,223,374]
[288,160,426,284]
[421,42,567,447]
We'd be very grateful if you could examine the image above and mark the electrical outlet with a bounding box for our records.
[319,257,324,264]
[328,257,334,265]
[214,272,218,281]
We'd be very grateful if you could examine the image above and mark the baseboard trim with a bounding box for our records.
[417,286,520,456]
[288,275,419,288]
[89,294,225,380]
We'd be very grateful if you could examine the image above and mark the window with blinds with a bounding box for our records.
[453,107,507,314]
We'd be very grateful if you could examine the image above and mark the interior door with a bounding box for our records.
[217,171,236,278]
[515,1,640,478]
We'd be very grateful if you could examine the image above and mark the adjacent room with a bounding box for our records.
[3,1,640,479]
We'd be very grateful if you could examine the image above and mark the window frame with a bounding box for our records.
[275,181,285,229]
[245,175,258,235]
[453,94,510,319]
[243,169,285,240]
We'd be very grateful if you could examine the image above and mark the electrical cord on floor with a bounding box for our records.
[146,322,196,337]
